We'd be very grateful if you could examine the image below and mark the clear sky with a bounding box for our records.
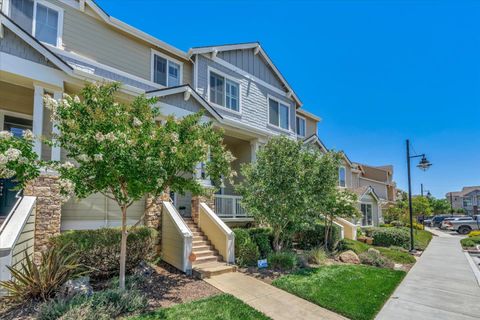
[97,0,480,198]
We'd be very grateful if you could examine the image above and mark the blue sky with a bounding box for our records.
[98,0,480,198]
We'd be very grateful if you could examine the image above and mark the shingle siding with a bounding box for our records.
[196,55,296,137]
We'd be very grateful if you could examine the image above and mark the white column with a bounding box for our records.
[51,91,62,161]
[32,85,44,159]
[250,139,260,163]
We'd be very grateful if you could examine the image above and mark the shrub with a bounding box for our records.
[0,245,85,301]
[38,287,147,320]
[468,231,480,237]
[248,228,273,259]
[307,247,327,265]
[406,222,424,230]
[368,227,410,249]
[461,236,480,248]
[380,224,393,228]
[267,251,298,271]
[50,227,157,279]
[359,249,394,269]
[296,223,341,251]
[233,229,260,267]
[390,220,405,227]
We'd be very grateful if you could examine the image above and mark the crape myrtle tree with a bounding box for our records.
[45,82,233,289]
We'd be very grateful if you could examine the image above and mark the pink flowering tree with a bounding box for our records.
[0,129,40,188]
[45,82,233,289]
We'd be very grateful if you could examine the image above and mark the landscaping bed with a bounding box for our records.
[339,239,416,265]
[272,265,406,320]
[127,294,270,320]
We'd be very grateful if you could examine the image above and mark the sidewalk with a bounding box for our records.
[376,231,480,320]
[205,272,347,320]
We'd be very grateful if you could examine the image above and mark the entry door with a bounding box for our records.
[0,116,33,216]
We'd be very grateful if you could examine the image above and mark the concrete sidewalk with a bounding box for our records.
[205,272,347,320]
[376,232,480,320]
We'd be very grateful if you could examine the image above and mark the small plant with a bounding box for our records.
[307,247,327,265]
[390,220,405,227]
[468,230,480,237]
[267,251,298,271]
[0,246,85,301]
[461,236,480,248]
[359,249,394,269]
[233,229,260,267]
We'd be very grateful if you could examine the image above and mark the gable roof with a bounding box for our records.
[0,12,73,74]
[82,0,188,60]
[303,134,329,154]
[188,42,302,107]
[146,84,223,122]
[352,185,380,202]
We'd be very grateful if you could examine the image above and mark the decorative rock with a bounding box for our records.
[133,261,155,277]
[57,276,93,300]
[338,250,360,264]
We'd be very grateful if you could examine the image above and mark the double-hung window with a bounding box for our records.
[269,98,290,130]
[296,116,306,137]
[152,52,182,87]
[209,71,240,112]
[10,0,63,47]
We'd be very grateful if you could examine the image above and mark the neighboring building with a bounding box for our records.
[446,186,480,215]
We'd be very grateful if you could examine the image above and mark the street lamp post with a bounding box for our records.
[406,139,432,252]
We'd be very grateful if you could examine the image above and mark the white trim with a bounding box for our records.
[360,202,374,227]
[0,196,36,250]
[207,66,242,115]
[0,109,33,121]
[267,94,292,132]
[359,176,390,186]
[194,54,199,90]
[48,46,163,90]
[303,134,329,154]
[51,91,62,161]
[32,85,44,158]
[150,49,184,87]
[297,108,321,122]
[295,114,306,137]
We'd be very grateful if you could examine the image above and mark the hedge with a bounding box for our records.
[364,227,410,249]
[50,227,157,279]
[296,223,341,251]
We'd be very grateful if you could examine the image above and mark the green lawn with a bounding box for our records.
[272,265,405,320]
[412,229,433,250]
[128,294,270,320]
[341,239,416,264]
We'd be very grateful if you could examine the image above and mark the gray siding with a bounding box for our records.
[218,49,284,89]
[159,93,203,114]
[0,29,57,68]
[196,55,296,137]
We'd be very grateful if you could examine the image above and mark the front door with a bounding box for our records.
[0,115,33,217]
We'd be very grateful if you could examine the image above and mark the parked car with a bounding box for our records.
[445,215,480,235]
[422,216,435,227]
[431,215,462,228]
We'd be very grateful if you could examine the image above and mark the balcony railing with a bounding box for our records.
[214,194,250,219]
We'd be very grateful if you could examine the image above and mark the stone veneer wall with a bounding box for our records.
[191,193,215,223]
[23,173,62,263]
[144,191,170,254]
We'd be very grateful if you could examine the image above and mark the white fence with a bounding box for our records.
[214,195,249,219]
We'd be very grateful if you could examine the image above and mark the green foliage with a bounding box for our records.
[307,248,328,265]
[127,294,270,320]
[429,198,451,214]
[38,287,147,320]
[383,205,405,224]
[247,228,273,259]
[0,129,40,187]
[237,136,342,252]
[337,239,416,264]
[406,222,424,230]
[296,223,341,251]
[272,265,406,320]
[0,245,85,301]
[359,249,394,269]
[233,229,260,267]
[390,220,405,227]
[364,227,410,249]
[50,227,157,279]
[468,231,480,237]
[267,251,298,271]
[461,236,480,248]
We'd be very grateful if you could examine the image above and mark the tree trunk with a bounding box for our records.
[119,206,128,290]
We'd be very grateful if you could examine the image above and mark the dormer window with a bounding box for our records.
[208,68,240,112]
[9,0,63,47]
[296,115,306,137]
[152,50,182,87]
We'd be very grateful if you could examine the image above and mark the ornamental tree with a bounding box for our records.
[46,82,233,289]
[0,129,40,188]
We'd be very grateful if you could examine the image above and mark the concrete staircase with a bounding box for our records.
[183,218,236,278]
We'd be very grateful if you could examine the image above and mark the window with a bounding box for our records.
[296,116,306,137]
[10,0,62,47]
[152,52,182,87]
[361,203,373,226]
[209,71,240,112]
[463,197,472,207]
[268,98,290,130]
[339,166,346,187]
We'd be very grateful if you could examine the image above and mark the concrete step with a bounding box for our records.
[193,255,221,265]
[193,235,207,241]
[192,231,204,236]
[192,239,210,246]
[193,262,237,279]
[192,244,214,252]
[194,249,219,258]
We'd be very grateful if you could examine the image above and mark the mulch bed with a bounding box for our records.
[0,262,220,319]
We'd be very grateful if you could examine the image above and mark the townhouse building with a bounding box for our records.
[446,186,480,215]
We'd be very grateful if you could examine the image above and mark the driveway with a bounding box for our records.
[376,229,480,320]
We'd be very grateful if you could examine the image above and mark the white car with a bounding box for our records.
[440,216,473,229]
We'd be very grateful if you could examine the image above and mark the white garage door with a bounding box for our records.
[61,193,146,231]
